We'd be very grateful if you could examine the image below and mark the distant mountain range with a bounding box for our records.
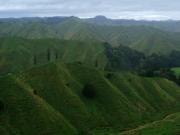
[1,16,180,32]
[0,16,180,55]
[85,15,180,32]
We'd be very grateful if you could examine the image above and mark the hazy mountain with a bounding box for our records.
[85,16,180,32]
[0,17,180,55]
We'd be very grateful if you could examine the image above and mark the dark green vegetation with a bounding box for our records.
[1,17,180,55]
[0,62,180,135]
[137,51,180,86]
[82,84,96,99]
[105,43,145,71]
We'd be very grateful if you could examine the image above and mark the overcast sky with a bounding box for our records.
[0,0,180,20]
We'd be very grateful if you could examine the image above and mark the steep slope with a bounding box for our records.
[0,61,179,134]
[0,75,78,135]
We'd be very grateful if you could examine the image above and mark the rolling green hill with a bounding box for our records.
[130,33,180,55]
[0,17,180,54]
[0,38,107,75]
[0,61,180,135]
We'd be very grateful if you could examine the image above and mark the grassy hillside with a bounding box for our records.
[119,112,180,135]
[0,61,180,135]
[0,17,180,54]
[130,33,180,55]
[0,75,78,135]
[0,38,107,74]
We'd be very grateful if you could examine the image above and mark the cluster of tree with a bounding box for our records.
[104,42,145,71]
[139,68,180,85]
[33,48,59,65]
[137,51,180,85]
[82,84,96,99]
[141,50,180,70]
[105,42,180,71]
[0,100,4,112]
[104,43,180,85]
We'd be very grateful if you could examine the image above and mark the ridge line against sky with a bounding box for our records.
[0,0,180,20]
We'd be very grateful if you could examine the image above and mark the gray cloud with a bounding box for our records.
[0,0,180,20]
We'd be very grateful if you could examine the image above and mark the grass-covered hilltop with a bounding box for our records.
[0,17,180,135]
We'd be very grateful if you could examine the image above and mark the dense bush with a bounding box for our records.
[141,51,180,70]
[139,68,180,85]
[33,90,38,95]
[77,61,82,65]
[66,83,70,87]
[104,43,145,71]
[105,42,180,72]
[105,73,114,79]
[82,84,96,99]
[0,100,4,111]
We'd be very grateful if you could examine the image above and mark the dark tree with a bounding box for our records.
[66,83,70,87]
[55,52,58,60]
[104,44,145,71]
[47,48,51,62]
[0,100,4,111]
[77,61,82,65]
[33,54,37,65]
[105,73,113,79]
[128,78,132,82]
[95,60,98,67]
[82,84,96,99]
[33,90,37,95]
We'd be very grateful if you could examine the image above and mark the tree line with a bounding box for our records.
[104,43,180,85]
[33,48,59,65]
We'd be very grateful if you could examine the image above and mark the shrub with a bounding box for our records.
[77,61,82,65]
[128,78,132,82]
[0,100,4,111]
[105,73,113,79]
[82,84,96,99]
[33,90,38,95]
